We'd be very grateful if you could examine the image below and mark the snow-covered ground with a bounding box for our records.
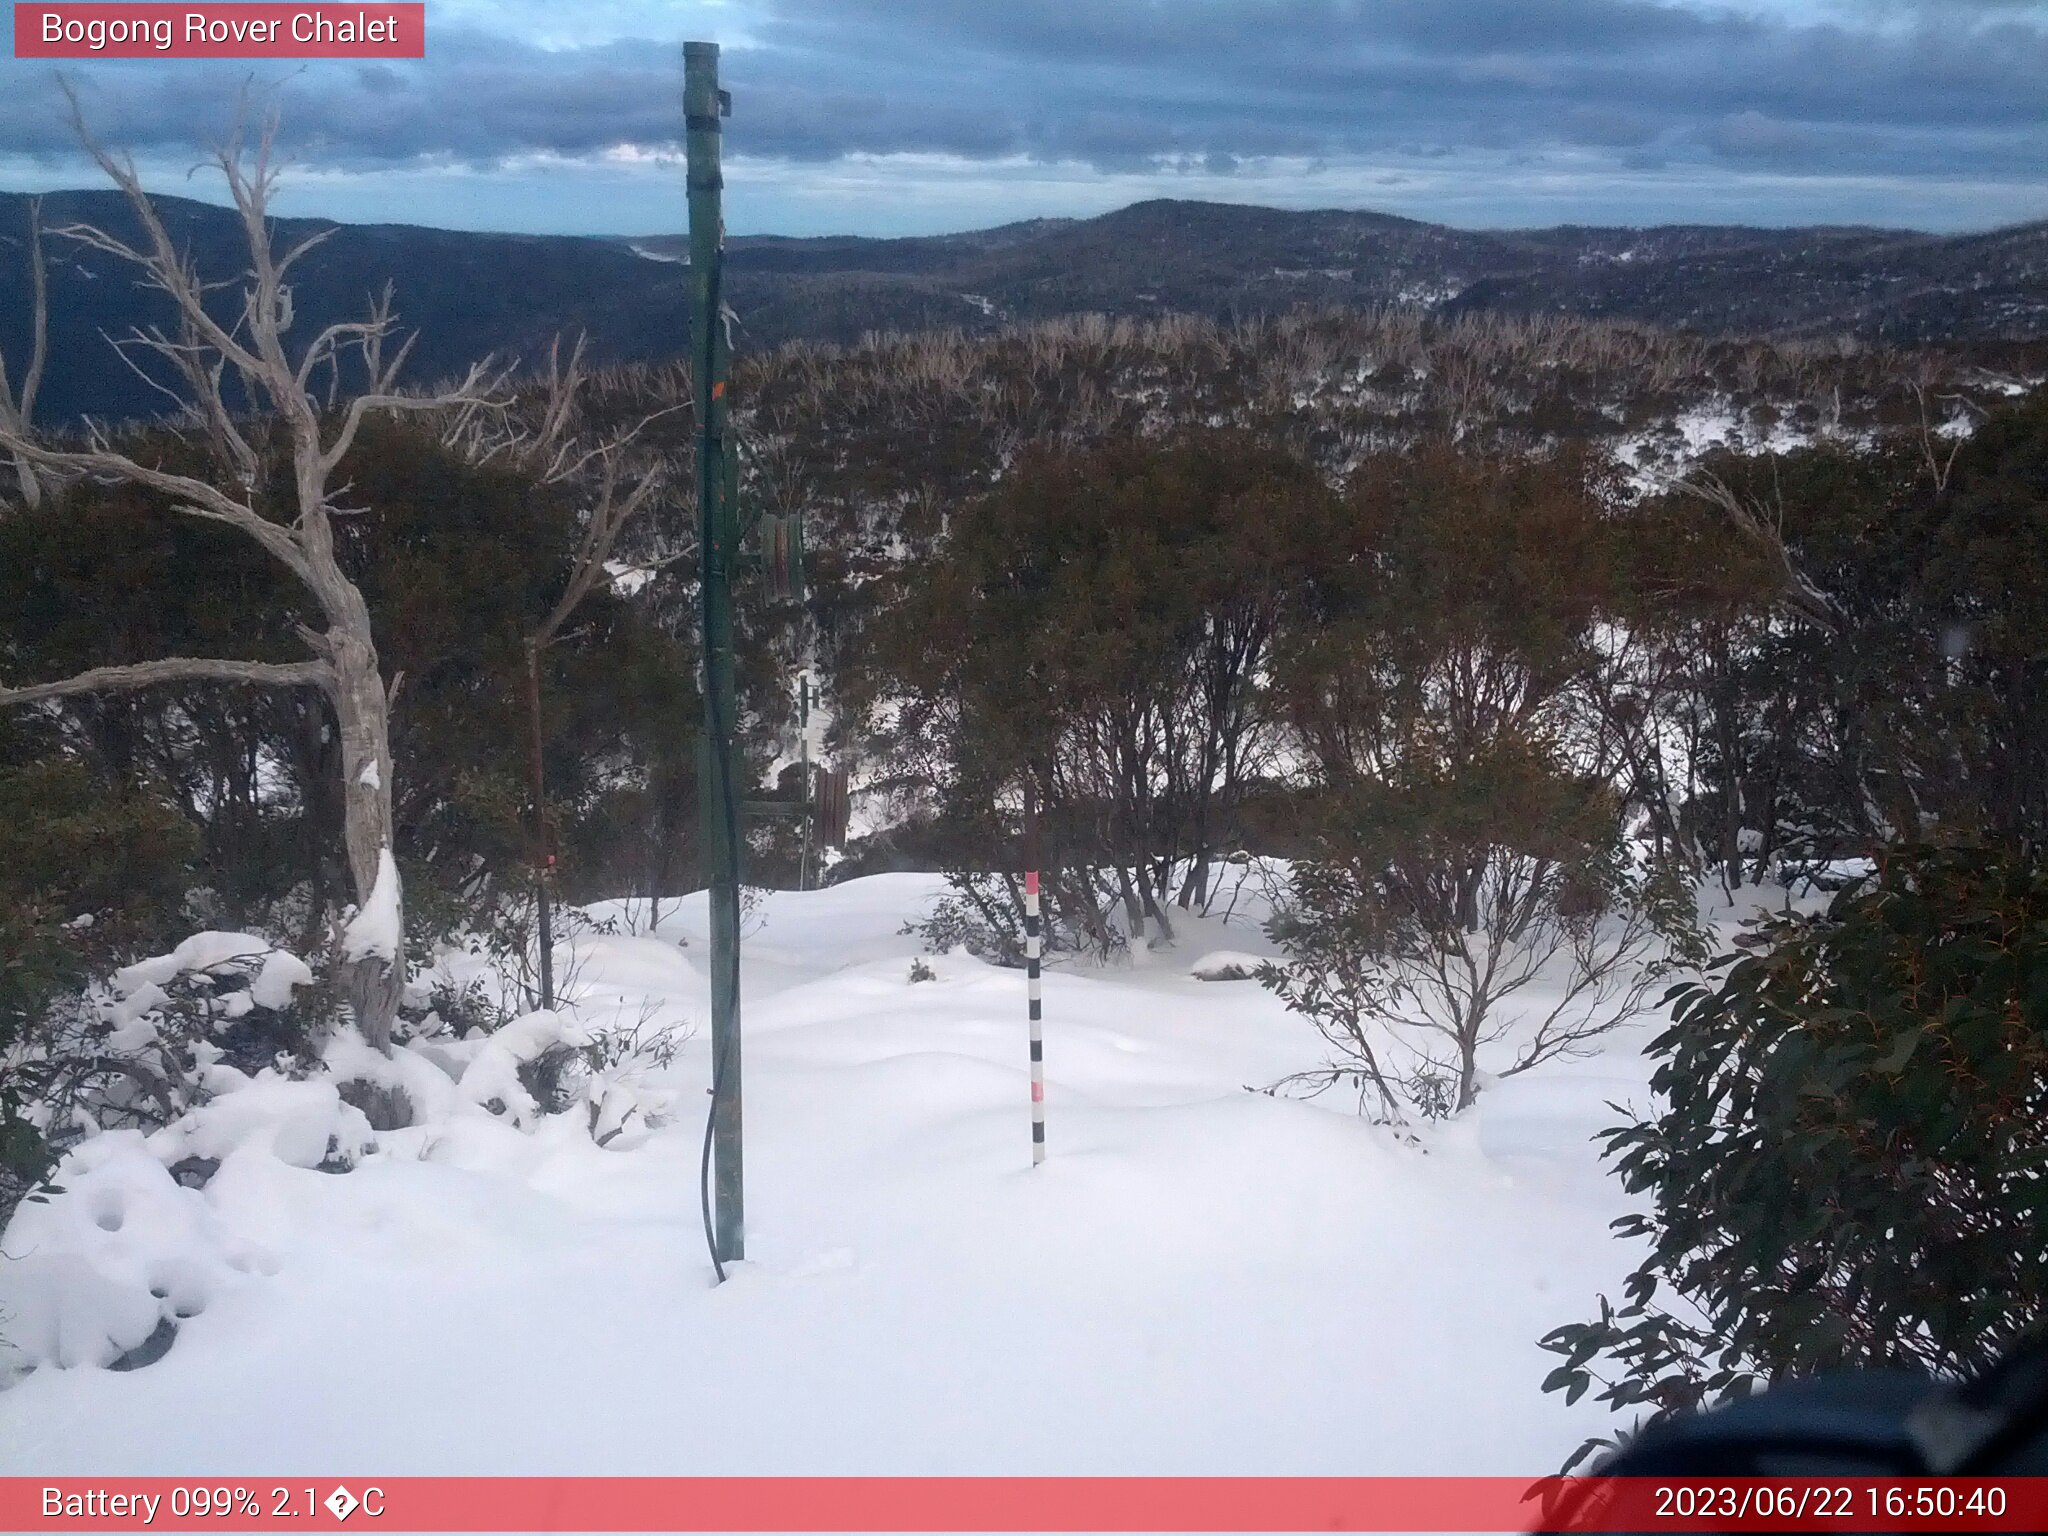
[0,872,1669,1477]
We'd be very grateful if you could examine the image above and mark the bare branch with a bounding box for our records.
[167,312,265,488]
[538,401,688,486]
[535,450,667,646]
[0,656,333,708]
[294,314,394,394]
[321,356,508,476]
[530,332,589,470]
[54,80,274,388]
[1667,470,1839,634]
[275,223,337,281]
[369,328,419,396]
[0,195,49,506]
[0,430,311,579]
[362,281,396,383]
[288,625,339,672]
[103,327,203,415]
[17,197,48,426]
[1909,377,1965,495]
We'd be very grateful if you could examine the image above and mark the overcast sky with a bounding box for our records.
[2,0,2046,237]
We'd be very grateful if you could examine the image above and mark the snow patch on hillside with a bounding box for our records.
[1610,394,1867,492]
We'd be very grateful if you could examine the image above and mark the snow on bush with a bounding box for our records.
[100,931,315,1059]
[2,930,323,1223]
[1190,950,1265,981]
[145,1073,374,1172]
[1,915,685,1382]
[449,1008,681,1146]
[457,1009,588,1127]
[0,1132,277,1377]
[578,1019,683,1150]
[113,934,313,1016]
[324,1032,461,1129]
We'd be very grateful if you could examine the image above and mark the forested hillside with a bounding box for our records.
[6,189,2046,424]
[5,164,2048,1477]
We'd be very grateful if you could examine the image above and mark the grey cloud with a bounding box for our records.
[1367,0,1735,55]
[0,0,2043,205]
[1562,107,1660,149]
[736,0,2048,178]
[1711,110,1816,161]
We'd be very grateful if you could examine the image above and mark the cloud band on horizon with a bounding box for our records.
[0,0,2044,236]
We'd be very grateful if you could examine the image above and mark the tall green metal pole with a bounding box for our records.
[687,40,743,1266]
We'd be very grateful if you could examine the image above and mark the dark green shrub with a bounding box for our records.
[0,754,201,1225]
[0,902,77,1217]
[1541,842,2048,1464]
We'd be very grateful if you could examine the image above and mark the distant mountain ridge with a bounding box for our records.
[3,191,2044,425]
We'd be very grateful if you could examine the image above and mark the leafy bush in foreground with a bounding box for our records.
[1541,843,2048,1464]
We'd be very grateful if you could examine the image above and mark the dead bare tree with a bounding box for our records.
[1907,367,1969,495]
[0,195,49,507]
[520,425,670,1008]
[0,95,507,1058]
[432,331,690,1001]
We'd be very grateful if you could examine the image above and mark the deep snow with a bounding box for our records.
[0,872,1672,1477]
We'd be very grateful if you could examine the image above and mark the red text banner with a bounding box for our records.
[6,1476,2048,1532]
[14,5,425,58]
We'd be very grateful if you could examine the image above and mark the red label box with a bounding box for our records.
[14,4,425,58]
[7,1476,2048,1533]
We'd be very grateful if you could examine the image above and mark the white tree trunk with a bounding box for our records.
[331,627,401,1050]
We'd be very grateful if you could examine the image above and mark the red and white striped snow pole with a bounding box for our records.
[1025,782,1045,1165]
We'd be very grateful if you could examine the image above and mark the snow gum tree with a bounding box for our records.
[855,431,1340,954]
[0,101,505,1058]
[1266,444,1700,1116]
